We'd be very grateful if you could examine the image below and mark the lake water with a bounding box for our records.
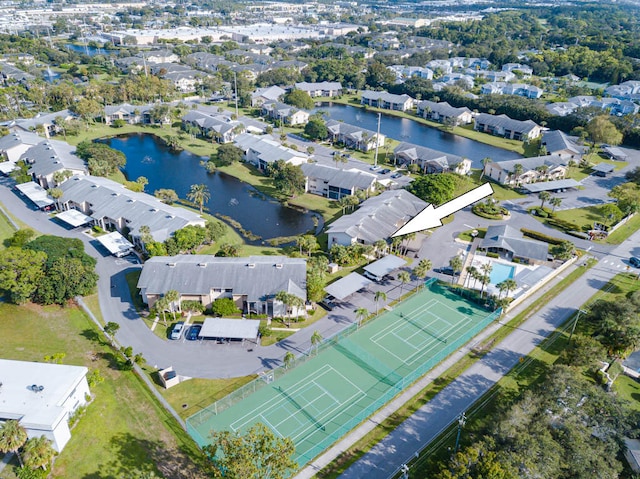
[101,133,316,243]
[316,103,521,168]
[65,43,111,57]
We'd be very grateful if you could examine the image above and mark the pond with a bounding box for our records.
[100,133,317,244]
[315,103,522,168]
[65,43,111,57]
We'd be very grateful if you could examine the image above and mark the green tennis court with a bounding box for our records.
[187,280,500,465]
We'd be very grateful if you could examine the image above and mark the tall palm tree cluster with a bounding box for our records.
[0,420,57,471]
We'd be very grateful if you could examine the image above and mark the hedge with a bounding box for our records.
[520,228,566,245]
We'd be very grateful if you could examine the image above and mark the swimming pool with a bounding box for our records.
[489,262,515,284]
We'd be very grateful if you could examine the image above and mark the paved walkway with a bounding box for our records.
[331,232,639,479]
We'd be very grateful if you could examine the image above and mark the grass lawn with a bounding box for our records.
[605,214,640,244]
[550,205,604,231]
[0,204,17,247]
[142,369,257,420]
[0,302,206,479]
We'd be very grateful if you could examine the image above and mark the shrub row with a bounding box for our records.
[520,228,566,245]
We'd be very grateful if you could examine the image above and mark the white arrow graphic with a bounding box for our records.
[392,182,494,237]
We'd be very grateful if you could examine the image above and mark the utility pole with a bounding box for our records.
[373,112,381,167]
[569,309,588,343]
[454,411,466,454]
[233,71,239,118]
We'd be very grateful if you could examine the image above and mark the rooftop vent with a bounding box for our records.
[275,263,283,269]
[28,384,44,393]
[167,262,176,268]
[197,263,207,268]
[247,263,256,268]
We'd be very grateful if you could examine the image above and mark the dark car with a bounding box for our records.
[186,324,202,341]
[391,172,403,179]
[380,168,391,174]
[435,266,460,277]
[319,299,336,311]
[631,257,640,268]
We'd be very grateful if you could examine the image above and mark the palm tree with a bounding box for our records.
[512,163,524,186]
[374,290,387,315]
[465,265,478,288]
[479,157,492,180]
[311,330,323,354]
[164,289,181,320]
[413,259,432,287]
[187,184,211,214]
[154,297,169,326]
[374,239,387,258]
[449,255,464,284]
[398,271,411,295]
[538,191,551,209]
[0,420,27,467]
[479,263,493,298]
[550,196,562,212]
[283,351,295,369]
[501,278,517,298]
[23,436,56,470]
[355,307,369,327]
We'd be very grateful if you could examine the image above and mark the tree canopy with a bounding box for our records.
[283,89,314,110]
[75,141,126,177]
[407,173,457,206]
[205,423,296,479]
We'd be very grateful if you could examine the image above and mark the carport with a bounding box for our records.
[522,179,581,193]
[603,146,628,161]
[199,317,260,344]
[96,231,134,257]
[363,255,407,282]
[14,182,54,210]
[325,272,372,301]
[55,209,94,228]
[591,163,615,177]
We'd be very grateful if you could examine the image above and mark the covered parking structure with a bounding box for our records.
[15,181,54,210]
[96,231,134,257]
[522,178,581,193]
[199,318,261,345]
[325,272,372,301]
[55,209,93,228]
[591,163,615,177]
[363,255,406,282]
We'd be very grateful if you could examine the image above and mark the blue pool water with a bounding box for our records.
[489,263,515,284]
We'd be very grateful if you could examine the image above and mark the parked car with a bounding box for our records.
[170,321,185,340]
[319,298,336,311]
[630,257,640,268]
[369,165,381,171]
[186,324,202,341]
[435,266,460,277]
[391,172,403,179]
[380,168,391,174]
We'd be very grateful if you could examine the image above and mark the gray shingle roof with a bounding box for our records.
[417,100,471,118]
[325,120,380,143]
[475,113,539,134]
[0,130,42,151]
[295,81,342,92]
[361,90,414,105]
[327,190,427,243]
[481,225,548,262]
[541,130,583,157]
[394,141,466,169]
[22,140,86,177]
[300,163,377,190]
[58,176,204,242]
[490,154,566,174]
[137,255,307,301]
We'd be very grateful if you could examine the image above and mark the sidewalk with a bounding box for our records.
[294,262,579,479]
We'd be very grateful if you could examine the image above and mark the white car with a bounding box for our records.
[170,322,185,340]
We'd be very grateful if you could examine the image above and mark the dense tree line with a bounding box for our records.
[0,233,98,305]
[75,140,126,176]
[144,221,227,257]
